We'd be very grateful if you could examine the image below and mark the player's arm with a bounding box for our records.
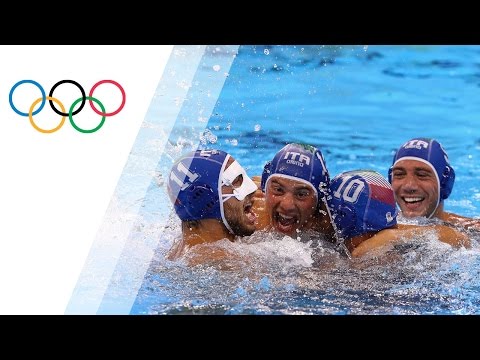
[351,224,470,258]
[350,228,402,258]
[444,213,480,232]
[432,224,471,249]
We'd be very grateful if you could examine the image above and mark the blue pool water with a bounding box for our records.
[130,45,480,315]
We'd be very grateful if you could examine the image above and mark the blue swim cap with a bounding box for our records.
[388,138,455,201]
[329,170,398,240]
[261,143,330,202]
[167,149,228,222]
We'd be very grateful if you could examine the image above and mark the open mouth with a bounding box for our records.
[243,202,256,224]
[401,196,425,212]
[402,196,424,204]
[274,212,299,234]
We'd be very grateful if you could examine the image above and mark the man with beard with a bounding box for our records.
[166,149,257,261]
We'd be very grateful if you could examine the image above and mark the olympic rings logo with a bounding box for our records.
[9,79,126,134]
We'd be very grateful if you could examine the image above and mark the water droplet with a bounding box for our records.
[264,49,270,55]
[254,124,261,131]
[154,171,164,187]
[212,64,221,72]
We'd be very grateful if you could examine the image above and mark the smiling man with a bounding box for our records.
[389,137,480,230]
[329,169,470,258]
[166,149,258,260]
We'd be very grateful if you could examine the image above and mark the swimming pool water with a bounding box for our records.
[130,45,480,315]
